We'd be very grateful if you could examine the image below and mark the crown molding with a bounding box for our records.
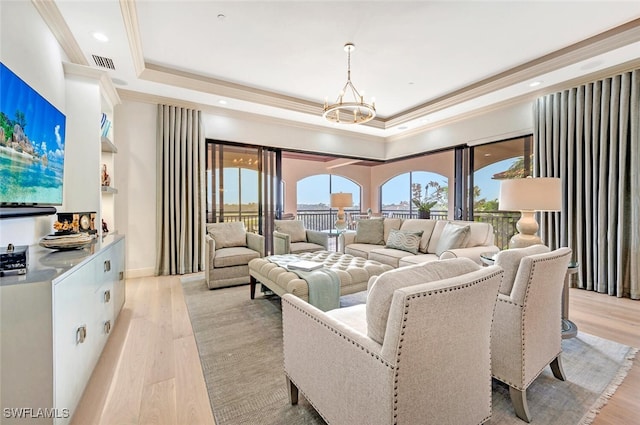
[31,0,89,66]
[63,62,122,106]
[384,18,640,129]
[386,57,640,144]
[117,88,386,144]
[119,0,145,76]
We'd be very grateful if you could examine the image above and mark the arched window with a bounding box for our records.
[381,171,448,219]
[296,174,361,229]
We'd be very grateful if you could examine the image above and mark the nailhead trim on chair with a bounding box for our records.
[282,297,395,368]
[493,252,568,391]
[392,270,502,425]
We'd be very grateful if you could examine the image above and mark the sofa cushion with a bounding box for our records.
[494,244,550,295]
[369,248,412,268]
[345,243,380,259]
[399,219,437,253]
[355,218,384,245]
[366,258,481,344]
[385,229,423,254]
[274,220,307,243]
[383,218,403,243]
[213,246,260,268]
[434,223,470,256]
[450,220,494,247]
[398,253,440,267]
[207,222,246,249]
[290,242,325,254]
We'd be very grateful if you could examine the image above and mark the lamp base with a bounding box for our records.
[508,233,543,249]
[335,208,347,231]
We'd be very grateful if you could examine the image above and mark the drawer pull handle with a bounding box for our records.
[104,289,111,303]
[104,260,111,272]
[104,320,112,334]
[76,325,87,344]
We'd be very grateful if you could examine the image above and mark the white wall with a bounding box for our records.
[114,102,157,277]
[0,1,67,246]
[202,113,387,159]
[385,101,534,159]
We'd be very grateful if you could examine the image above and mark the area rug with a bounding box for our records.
[181,279,638,425]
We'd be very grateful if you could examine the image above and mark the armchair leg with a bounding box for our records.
[250,275,257,299]
[550,355,567,381]
[509,386,531,423]
[286,377,298,405]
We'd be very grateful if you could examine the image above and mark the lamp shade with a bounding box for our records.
[330,193,353,208]
[499,178,562,211]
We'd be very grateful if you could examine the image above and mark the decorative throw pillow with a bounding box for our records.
[274,220,307,243]
[385,229,424,254]
[434,223,470,256]
[355,218,384,245]
[207,222,246,250]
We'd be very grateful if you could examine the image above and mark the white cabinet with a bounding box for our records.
[0,235,125,425]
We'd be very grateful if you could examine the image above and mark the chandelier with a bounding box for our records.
[323,43,376,125]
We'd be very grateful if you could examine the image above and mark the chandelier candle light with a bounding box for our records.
[498,177,562,249]
[323,43,376,125]
[330,192,353,231]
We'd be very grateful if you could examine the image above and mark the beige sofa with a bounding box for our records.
[339,218,499,268]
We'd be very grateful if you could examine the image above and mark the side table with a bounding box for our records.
[479,252,579,339]
[561,262,579,339]
[320,229,354,251]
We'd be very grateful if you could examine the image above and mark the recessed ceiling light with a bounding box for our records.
[529,81,542,87]
[112,78,128,86]
[218,100,227,105]
[92,32,109,42]
[398,126,409,130]
[217,14,226,21]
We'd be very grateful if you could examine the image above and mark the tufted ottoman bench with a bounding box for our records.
[249,250,393,304]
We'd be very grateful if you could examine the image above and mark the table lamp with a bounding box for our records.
[498,177,562,249]
[330,192,353,231]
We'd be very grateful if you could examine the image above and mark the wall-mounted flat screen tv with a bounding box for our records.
[1,62,66,206]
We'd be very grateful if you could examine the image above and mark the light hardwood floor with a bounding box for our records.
[72,276,639,425]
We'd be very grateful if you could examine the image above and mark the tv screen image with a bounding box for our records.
[0,62,66,206]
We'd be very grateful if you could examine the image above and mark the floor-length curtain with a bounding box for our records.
[534,69,639,299]
[156,105,206,275]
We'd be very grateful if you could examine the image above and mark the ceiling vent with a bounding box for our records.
[92,54,115,70]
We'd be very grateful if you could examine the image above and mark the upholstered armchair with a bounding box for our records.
[282,258,503,425]
[204,222,265,289]
[491,245,572,422]
[273,219,328,255]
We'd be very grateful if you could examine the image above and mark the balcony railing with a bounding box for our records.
[209,209,519,252]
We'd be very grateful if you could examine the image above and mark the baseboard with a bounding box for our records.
[125,267,155,279]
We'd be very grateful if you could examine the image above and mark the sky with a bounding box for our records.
[210,157,517,209]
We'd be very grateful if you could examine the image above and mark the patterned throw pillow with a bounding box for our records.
[385,229,424,254]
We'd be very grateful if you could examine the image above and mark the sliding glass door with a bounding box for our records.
[206,142,281,252]
[469,136,533,249]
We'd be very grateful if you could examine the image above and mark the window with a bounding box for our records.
[296,174,361,211]
[296,174,361,230]
[381,171,448,219]
[471,135,532,248]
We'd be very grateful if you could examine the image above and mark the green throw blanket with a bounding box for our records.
[267,255,340,311]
